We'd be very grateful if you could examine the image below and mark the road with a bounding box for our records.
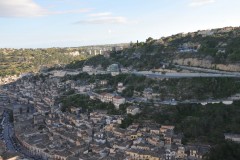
[174,64,240,76]
[2,111,17,152]
[133,71,240,78]
[1,111,42,160]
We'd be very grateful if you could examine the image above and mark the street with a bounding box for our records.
[2,111,16,152]
[1,111,42,160]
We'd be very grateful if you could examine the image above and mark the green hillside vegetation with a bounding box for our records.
[64,73,240,100]
[205,141,240,160]
[0,48,88,77]
[65,55,112,70]
[118,101,240,145]
[2,27,240,76]
[61,94,120,115]
[108,27,240,70]
[151,102,240,144]
[60,74,240,145]
[66,28,240,71]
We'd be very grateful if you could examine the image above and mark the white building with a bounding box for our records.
[51,71,66,77]
[65,51,80,56]
[117,82,125,93]
[113,96,126,109]
[82,65,94,73]
[100,93,115,103]
[225,134,240,143]
[127,106,140,115]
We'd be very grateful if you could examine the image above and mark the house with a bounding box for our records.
[107,64,120,76]
[82,65,93,72]
[100,80,108,86]
[131,142,151,150]
[143,88,153,99]
[100,93,115,103]
[125,149,161,160]
[74,86,87,93]
[113,141,131,151]
[112,128,126,138]
[178,42,200,53]
[146,136,163,147]
[172,134,183,145]
[33,114,45,125]
[175,146,187,159]
[160,125,175,135]
[164,134,172,145]
[70,107,82,114]
[117,83,125,93]
[197,30,215,37]
[89,93,97,100]
[149,126,160,135]
[127,106,140,115]
[82,65,94,75]
[129,132,142,140]
[165,149,176,160]
[188,145,210,160]
[113,96,126,109]
[224,133,240,143]
[52,71,67,77]
[65,51,80,56]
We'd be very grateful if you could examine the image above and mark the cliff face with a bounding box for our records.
[173,58,240,72]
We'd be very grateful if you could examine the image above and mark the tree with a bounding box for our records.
[122,86,134,97]
[205,141,240,160]
[146,37,154,43]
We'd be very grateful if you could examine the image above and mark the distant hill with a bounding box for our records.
[0,43,128,77]
[0,48,85,77]
[107,26,240,71]
[2,26,240,76]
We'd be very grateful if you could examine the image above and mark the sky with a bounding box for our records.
[0,0,240,48]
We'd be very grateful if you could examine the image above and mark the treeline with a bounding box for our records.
[149,102,240,144]
[64,72,240,100]
[205,140,240,160]
[61,78,240,145]
[121,101,240,145]
[61,94,120,115]
[65,55,113,70]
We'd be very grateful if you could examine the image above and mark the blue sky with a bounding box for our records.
[0,0,240,48]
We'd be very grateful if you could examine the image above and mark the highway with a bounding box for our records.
[174,64,240,76]
[133,71,240,78]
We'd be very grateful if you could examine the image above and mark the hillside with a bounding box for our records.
[106,26,240,71]
[0,43,130,77]
[0,47,99,77]
[0,48,84,77]
[1,26,240,77]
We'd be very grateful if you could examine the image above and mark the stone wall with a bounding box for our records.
[173,58,240,72]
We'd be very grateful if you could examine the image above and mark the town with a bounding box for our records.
[0,65,208,160]
[1,0,240,159]
[1,60,240,160]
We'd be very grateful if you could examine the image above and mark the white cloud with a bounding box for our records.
[75,16,127,24]
[0,0,91,17]
[50,9,92,15]
[0,0,46,17]
[75,12,127,24]
[189,0,216,7]
[89,12,112,17]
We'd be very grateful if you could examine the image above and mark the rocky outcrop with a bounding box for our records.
[0,75,20,85]
[173,58,240,72]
